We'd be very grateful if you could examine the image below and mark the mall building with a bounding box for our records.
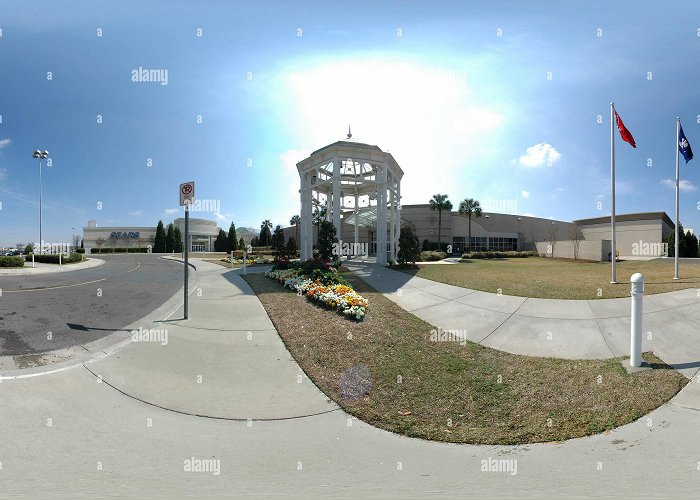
[284,208,674,262]
[82,218,221,252]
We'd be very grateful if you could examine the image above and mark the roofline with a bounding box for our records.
[573,212,674,228]
[309,140,383,157]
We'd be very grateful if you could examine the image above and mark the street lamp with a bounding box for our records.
[33,149,49,254]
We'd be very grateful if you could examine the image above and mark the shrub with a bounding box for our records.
[420,251,447,262]
[0,256,24,267]
[397,226,421,265]
[317,220,338,261]
[422,241,450,252]
[28,253,84,264]
[75,248,85,254]
[461,250,537,259]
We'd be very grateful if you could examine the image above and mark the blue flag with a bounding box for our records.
[679,124,693,163]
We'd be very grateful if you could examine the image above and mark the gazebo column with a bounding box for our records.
[389,187,395,263]
[376,162,388,265]
[300,175,313,260]
[395,181,401,260]
[354,193,359,256]
[332,156,342,239]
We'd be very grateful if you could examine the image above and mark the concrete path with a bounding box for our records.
[346,262,700,379]
[0,256,104,275]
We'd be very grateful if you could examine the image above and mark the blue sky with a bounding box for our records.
[2,0,700,246]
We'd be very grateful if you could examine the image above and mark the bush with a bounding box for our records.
[75,248,85,254]
[420,251,447,262]
[461,250,537,259]
[28,253,84,264]
[0,256,24,267]
[397,226,421,265]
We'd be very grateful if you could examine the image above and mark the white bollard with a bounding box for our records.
[630,273,644,367]
[59,253,62,266]
[230,251,234,269]
[32,253,35,268]
[243,250,247,275]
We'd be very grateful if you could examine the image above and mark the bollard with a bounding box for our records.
[59,252,62,266]
[230,251,234,269]
[630,273,644,367]
[243,250,247,275]
[31,253,35,268]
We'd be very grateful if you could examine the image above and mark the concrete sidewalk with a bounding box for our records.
[346,261,700,379]
[86,259,337,419]
[0,256,104,275]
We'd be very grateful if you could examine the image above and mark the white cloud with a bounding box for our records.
[520,190,530,198]
[128,210,142,216]
[215,212,228,221]
[517,143,561,168]
[0,138,11,149]
[661,179,696,192]
[279,57,503,205]
[164,208,179,215]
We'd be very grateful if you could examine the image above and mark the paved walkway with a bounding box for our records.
[3,259,700,496]
[346,261,700,379]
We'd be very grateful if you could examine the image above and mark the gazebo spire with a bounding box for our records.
[347,125,352,139]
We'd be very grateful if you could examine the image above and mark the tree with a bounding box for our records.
[666,222,689,257]
[251,236,260,247]
[165,223,175,253]
[25,243,34,254]
[271,225,285,261]
[290,215,300,249]
[214,229,227,252]
[686,231,699,258]
[317,220,338,260]
[286,237,297,259]
[154,220,166,253]
[570,222,582,260]
[96,237,106,249]
[227,222,238,252]
[173,226,183,253]
[239,236,245,249]
[458,198,482,251]
[428,194,452,252]
[397,225,421,265]
[259,220,273,246]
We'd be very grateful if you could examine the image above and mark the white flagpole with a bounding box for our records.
[674,117,680,279]
[610,102,617,284]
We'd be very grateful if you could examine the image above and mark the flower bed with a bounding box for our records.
[265,268,368,321]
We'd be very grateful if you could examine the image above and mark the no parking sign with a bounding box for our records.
[180,181,194,206]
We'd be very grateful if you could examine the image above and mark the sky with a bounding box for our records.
[2,0,700,246]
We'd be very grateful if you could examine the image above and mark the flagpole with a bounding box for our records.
[610,102,617,283]
[674,117,680,280]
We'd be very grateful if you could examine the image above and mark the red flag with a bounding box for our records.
[614,110,636,148]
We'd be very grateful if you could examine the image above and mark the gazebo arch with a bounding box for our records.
[297,140,404,264]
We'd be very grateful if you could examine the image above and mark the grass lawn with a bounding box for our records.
[398,257,700,299]
[244,271,687,445]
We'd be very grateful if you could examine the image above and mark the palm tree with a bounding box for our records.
[260,219,273,246]
[458,198,482,251]
[428,194,453,251]
[290,215,300,249]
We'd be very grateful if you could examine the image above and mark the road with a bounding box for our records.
[0,255,184,355]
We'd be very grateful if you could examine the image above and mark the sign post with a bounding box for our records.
[180,181,195,319]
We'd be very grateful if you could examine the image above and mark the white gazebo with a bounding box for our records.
[297,140,403,264]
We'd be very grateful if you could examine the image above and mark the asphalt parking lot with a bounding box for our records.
[0,254,185,355]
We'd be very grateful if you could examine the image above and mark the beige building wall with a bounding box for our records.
[579,220,666,258]
[535,239,612,261]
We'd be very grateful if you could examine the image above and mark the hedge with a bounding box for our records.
[419,251,448,262]
[90,247,150,253]
[75,248,85,254]
[27,253,84,264]
[0,256,24,267]
[461,250,537,259]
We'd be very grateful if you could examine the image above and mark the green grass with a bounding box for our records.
[244,271,687,445]
[398,257,700,299]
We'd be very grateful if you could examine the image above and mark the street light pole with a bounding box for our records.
[33,149,49,254]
